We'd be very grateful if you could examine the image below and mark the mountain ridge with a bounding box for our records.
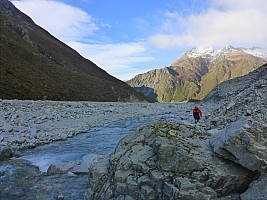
[127,46,267,102]
[183,46,267,60]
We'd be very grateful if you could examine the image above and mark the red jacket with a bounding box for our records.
[193,107,202,118]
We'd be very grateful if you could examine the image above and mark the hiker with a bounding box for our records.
[193,106,202,124]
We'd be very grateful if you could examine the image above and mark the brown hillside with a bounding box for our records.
[0,0,148,102]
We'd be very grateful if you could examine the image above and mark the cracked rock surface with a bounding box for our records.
[85,119,265,199]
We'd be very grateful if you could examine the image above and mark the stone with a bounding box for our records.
[67,171,77,177]
[207,128,219,135]
[245,109,252,116]
[71,163,89,175]
[140,185,155,200]
[210,117,267,172]
[137,175,150,187]
[0,134,4,142]
[47,160,79,175]
[87,158,109,199]
[126,176,139,197]
[149,170,165,188]
[240,178,267,200]
[163,182,179,199]
[2,123,13,132]
[56,194,64,200]
[0,146,13,160]
[226,101,235,110]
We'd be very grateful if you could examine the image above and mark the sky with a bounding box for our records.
[12,0,267,80]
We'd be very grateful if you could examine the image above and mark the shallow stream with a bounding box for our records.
[1,105,204,199]
[21,113,175,172]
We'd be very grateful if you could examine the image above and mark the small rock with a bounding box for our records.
[2,123,13,132]
[67,171,77,177]
[56,194,64,200]
[0,147,13,160]
[0,134,4,142]
[226,101,235,110]
[246,109,252,116]
[12,150,22,158]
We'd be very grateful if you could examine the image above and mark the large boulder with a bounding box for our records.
[85,120,262,200]
[210,117,267,172]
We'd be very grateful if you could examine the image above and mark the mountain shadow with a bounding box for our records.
[133,86,158,102]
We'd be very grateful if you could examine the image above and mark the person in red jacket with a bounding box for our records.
[193,106,202,124]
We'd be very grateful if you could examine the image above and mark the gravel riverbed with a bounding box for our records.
[0,100,209,151]
[0,100,215,200]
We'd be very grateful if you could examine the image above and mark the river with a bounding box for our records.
[0,105,207,199]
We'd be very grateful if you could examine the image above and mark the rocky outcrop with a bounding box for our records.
[85,118,266,199]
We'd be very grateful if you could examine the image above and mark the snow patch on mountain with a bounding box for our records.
[186,47,216,58]
[243,47,267,59]
[186,46,267,60]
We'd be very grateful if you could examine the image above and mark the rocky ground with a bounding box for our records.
[0,100,198,153]
[85,64,267,200]
[85,118,266,200]
[204,63,267,129]
[1,64,266,200]
[1,100,210,199]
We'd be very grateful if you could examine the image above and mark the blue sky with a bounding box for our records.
[12,0,267,80]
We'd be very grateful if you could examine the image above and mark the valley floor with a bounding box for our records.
[0,100,213,150]
[0,100,215,200]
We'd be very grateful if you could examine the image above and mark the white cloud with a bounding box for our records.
[12,0,98,42]
[67,41,154,80]
[150,0,267,48]
[12,0,154,80]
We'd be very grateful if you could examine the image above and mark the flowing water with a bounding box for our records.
[21,113,181,173]
[1,104,209,199]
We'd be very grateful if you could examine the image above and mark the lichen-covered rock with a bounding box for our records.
[86,120,262,200]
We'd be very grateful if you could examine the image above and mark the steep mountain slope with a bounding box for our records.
[0,0,148,102]
[204,63,267,104]
[127,46,267,102]
[203,62,267,134]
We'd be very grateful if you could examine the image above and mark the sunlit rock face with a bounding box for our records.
[85,118,266,199]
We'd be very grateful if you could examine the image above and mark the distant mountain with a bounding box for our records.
[0,0,149,102]
[127,46,267,102]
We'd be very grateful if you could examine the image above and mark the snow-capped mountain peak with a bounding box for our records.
[186,46,267,60]
[186,47,215,58]
[219,45,237,53]
[243,47,267,59]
